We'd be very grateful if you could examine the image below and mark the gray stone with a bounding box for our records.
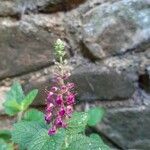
[70,64,135,101]
[0,1,18,17]
[0,0,86,17]
[82,0,150,59]
[0,14,66,79]
[97,106,150,150]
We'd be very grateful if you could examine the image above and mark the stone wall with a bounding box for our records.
[0,0,150,149]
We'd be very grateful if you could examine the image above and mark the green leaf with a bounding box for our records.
[23,109,45,123]
[66,134,110,150]
[90,134,110,150]
[90,133,103,142]
[21,89,38,110]
[12,121,44,149]
[0,130,11,142]
[0,139,13,150]
[3,81,25,116]
[28,129,65,150]
[66,112,88,135]
[3,100,21,116]
[87,107,105,126]
[5,81,25,104]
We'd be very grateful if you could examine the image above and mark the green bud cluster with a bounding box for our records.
[54,39,66,63]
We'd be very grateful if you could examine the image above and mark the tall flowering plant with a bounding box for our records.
[45,39,76,135]
[1,39,110,150]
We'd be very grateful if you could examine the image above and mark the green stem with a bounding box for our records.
[60,56,63,64]
[65,137,68,148]
[17,111,24,122]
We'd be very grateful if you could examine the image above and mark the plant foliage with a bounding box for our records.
[3,81,38,116]
[11,110,110,150]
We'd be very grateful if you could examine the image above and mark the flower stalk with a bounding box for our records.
[45,39,75,135]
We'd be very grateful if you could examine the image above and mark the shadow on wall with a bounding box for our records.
[16,0,86,15]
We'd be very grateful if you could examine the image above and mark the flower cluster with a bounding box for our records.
[45,72,75,135]
[45,39,75,135]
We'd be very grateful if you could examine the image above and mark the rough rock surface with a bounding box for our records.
[70,64,135,101]
[97,106,150,150]
[0,0,150,149]
[82,0,150,59]
[0,14,65,79]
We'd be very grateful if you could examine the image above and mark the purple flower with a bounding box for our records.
[61,85,67,93]
[59,108,66,116]
[46,103,54,112]
[67,83,75,89]
[45,113,52,124]
[51,86,58,92]
[56,95,63,105]
[66,94,75,105]
[55,117,63,127]
[47,92,54,102]
[48,126,57,135]
[66,105,73,117]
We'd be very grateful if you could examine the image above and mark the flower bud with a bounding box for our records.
[66,94,75,105]
[48,126,57,135]
[59,108,66,117]
[46,103,54,112]
[66,105,73,117]
[56,95,63,105]
[55,117,63,127]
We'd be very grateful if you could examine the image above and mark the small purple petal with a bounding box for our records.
[67,83,75,89]
[59,108,66,116]
[61,85,67,93]
[55,117,63,127]
[56,95,63,105]
[48,126,57,135]
[45,113,52,124]
[51,86,58,92]
[46,103,54,112]
[66,94,75,105]
[47,92,54,101]
[66,105,73,117]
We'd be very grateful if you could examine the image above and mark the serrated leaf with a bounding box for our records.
[0,130,11,142]
[87,107,105,126]
[28,129,65,150]
[23,109,45,123]
[66,134,110,150]
[5,81,25,104]
[12,121,44,149]
[90,133,103,142]
[66,112,88,135]
[3,100,21,116]
[21,89,38,110]
[4,107,20,116]
[0,139,13,150]
[3,82,25,116]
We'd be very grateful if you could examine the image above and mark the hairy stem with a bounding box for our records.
[17,111,24,122]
